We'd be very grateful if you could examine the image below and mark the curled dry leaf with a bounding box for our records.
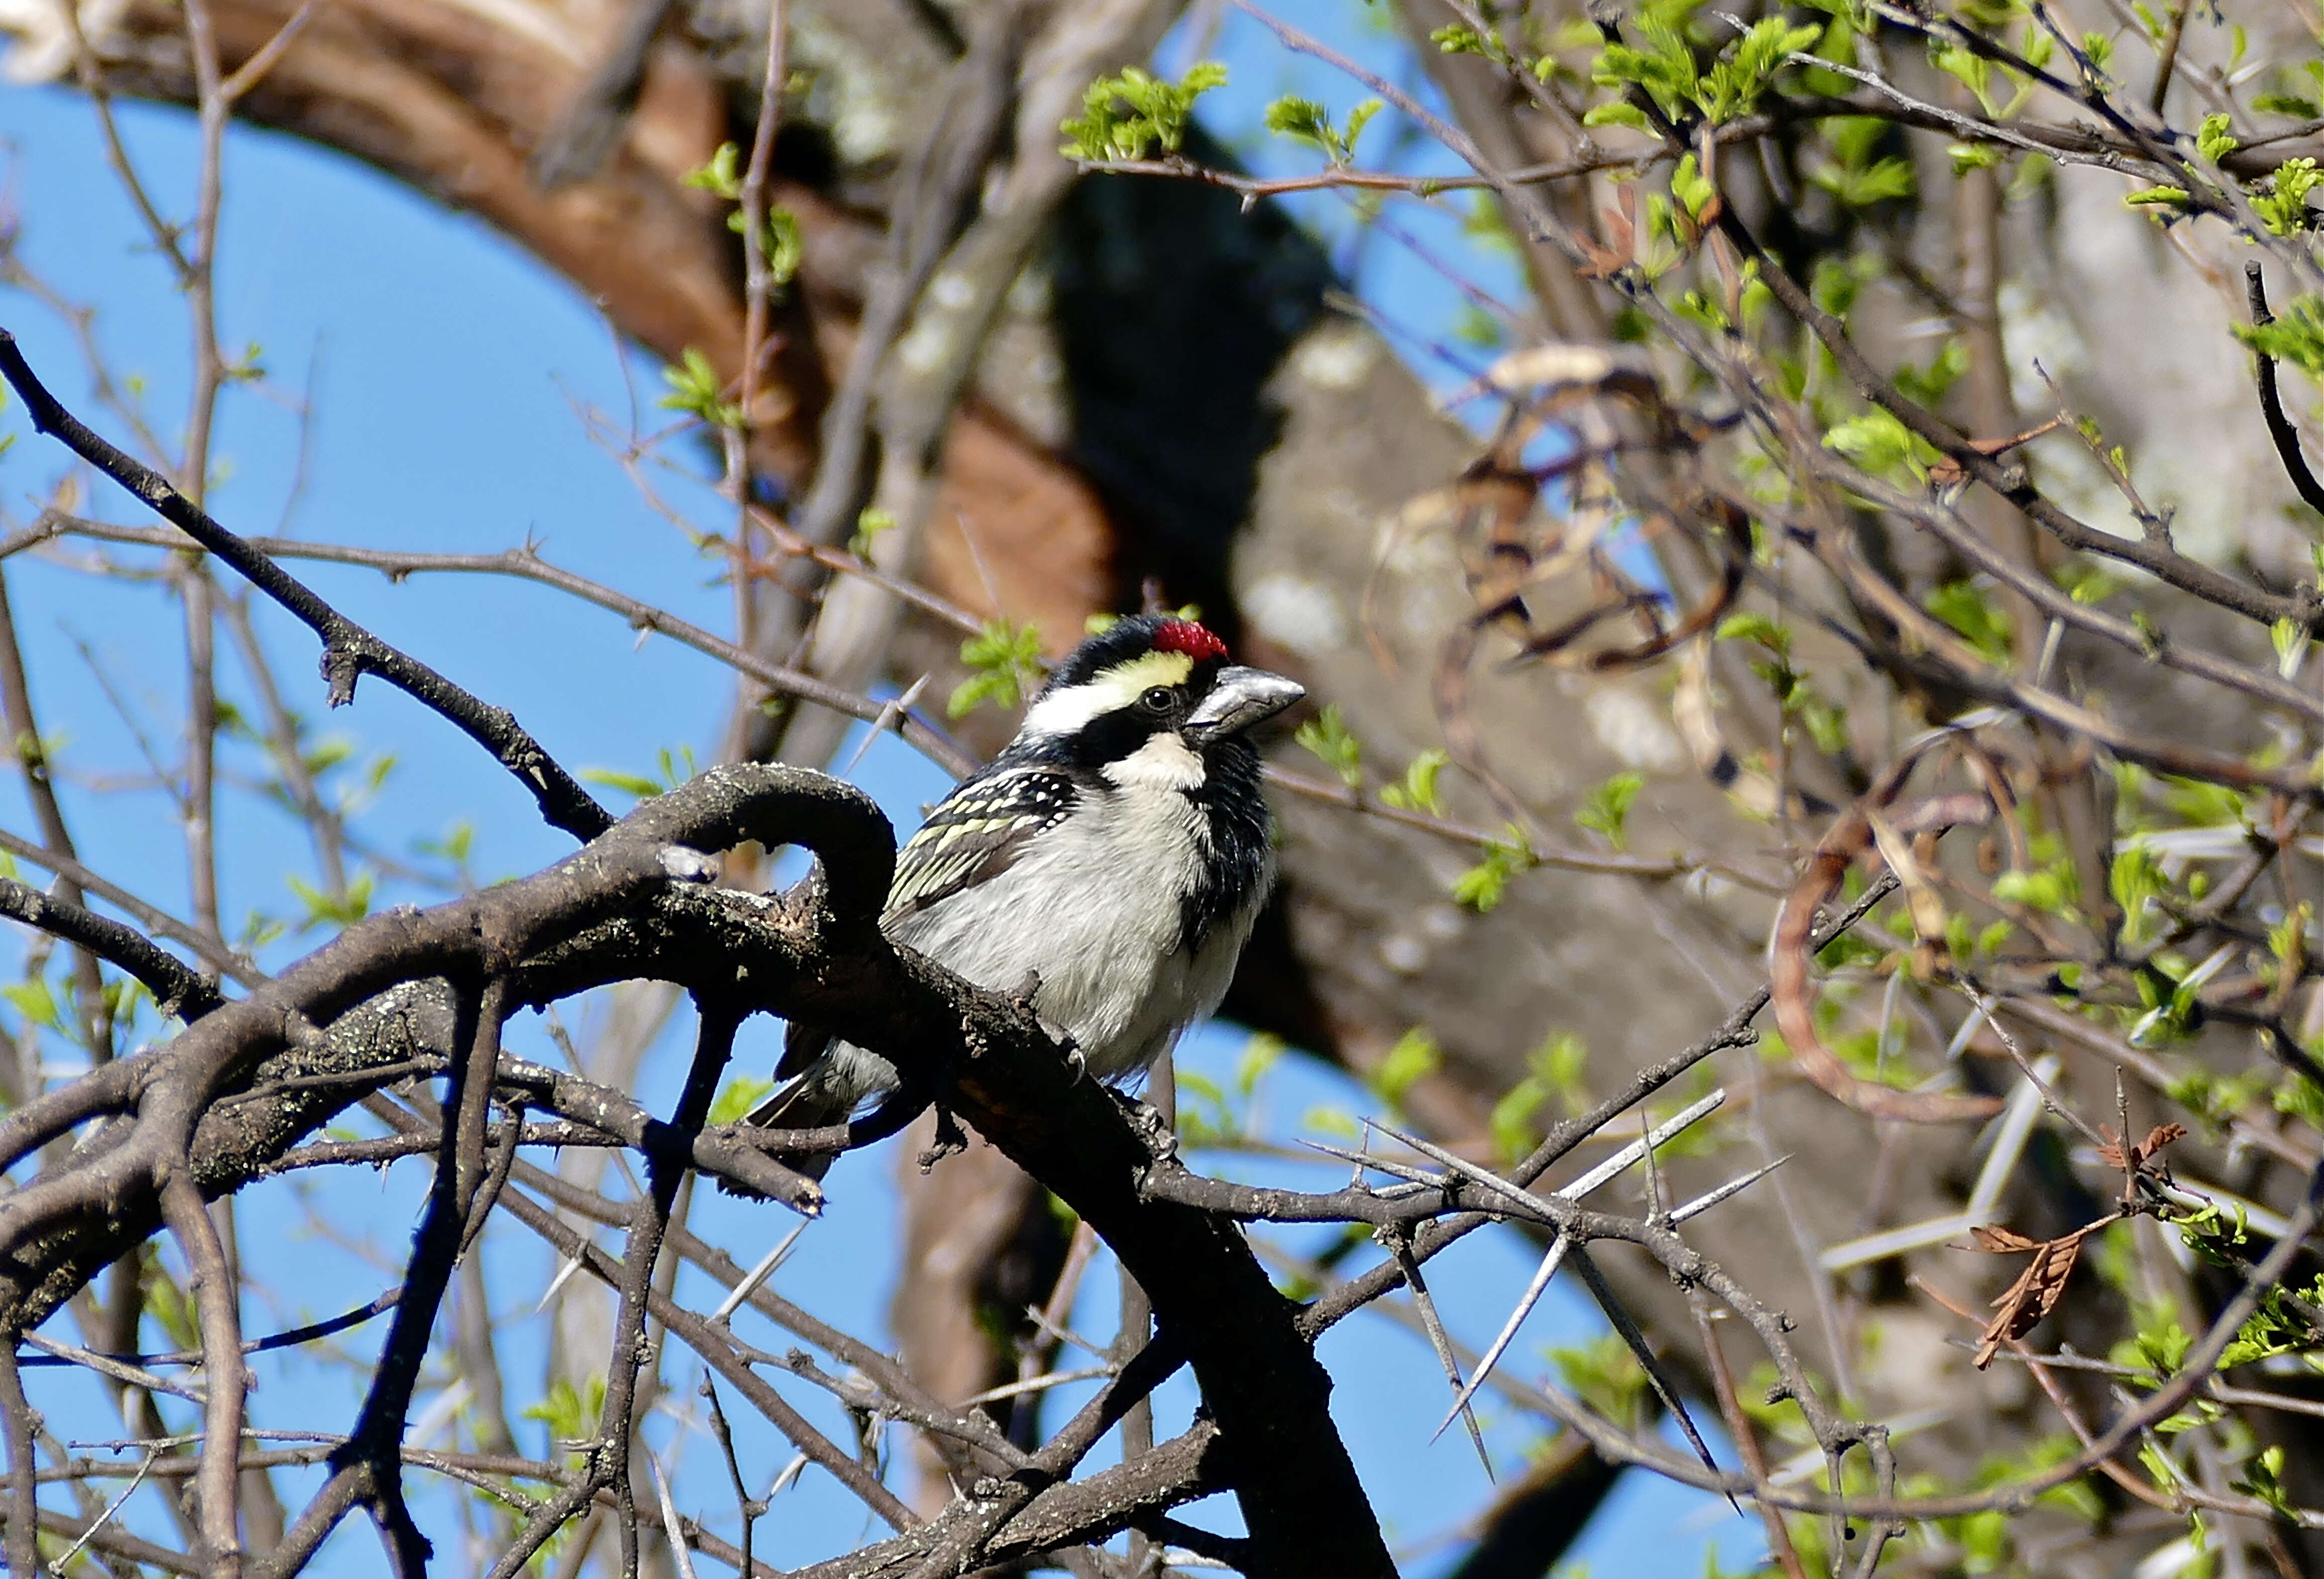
[2096,1122,2187,1180]
[1675,637,1834,822]
[1770,772,2004,1124]
[1964,1217,2116,1369]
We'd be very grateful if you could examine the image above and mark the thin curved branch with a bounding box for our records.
[0,332,616,840]
[0,877,223,1021]
[20,513,979,779]
[2245,261,2324,522]
[0,827,259,986]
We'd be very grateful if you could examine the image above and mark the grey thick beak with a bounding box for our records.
[1186,665,1305,740]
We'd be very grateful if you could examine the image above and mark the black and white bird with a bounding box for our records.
[752,615,1305,1166]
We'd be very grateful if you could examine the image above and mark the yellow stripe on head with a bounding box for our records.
[1021,649,1193,739]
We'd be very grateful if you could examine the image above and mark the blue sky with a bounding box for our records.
[0,10,1755,1573]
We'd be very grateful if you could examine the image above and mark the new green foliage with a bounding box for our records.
[1295,704,1364,790]
[1059,64,1228,161]
[950,619,1047,717]
[1263,95,1382,164]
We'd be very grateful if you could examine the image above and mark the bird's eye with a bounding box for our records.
[1140,686,1176,714]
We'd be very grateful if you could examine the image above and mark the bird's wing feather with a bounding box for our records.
[883,767,1079,923]
[773,1018,832,1082]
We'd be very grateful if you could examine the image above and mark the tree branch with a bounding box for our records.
[0,332,616,839]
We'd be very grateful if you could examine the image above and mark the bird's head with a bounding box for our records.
[1009,615,1305,788]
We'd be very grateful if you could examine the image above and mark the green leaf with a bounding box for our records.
[1715,610,1791,654]
[1237,1031,1284,1098]
[2252,158,2322,236]
[1453,824,1537,912]
[523,1375,608,1462]
[580,768,667,800]
[683,142,744,199]
[1924,579,2015,664]
[1,976,61,1033]
[1823,407,1930,480]
[1993,865,2072,914]
[1931,39,1996,115]
[949,619,1046,717]
[2234,1445,2294,1516]
[2238,290,2324,377]
[415,819,475,866]
[709,1075,775,1125]
[287,871,375,930]
[1430,24,1509,62]
[2110,846,2167,945]
[2275,616,2311,679]
[2196,113,2240,163]
[1590,14,1699,119]
[1948,142,2004,175]
[1379,748,1449,815]
[658,347,743,428]
[849,507,897,559]
[1582,99,1651,130]
[1490,1077,1549,1162]
[1294,704,1364,790]
[2274,1072,2324,1130]
[1671,152,1715,221]
[728,206,804,289]
[2253,93,2321,119]
[1264,95,1332,149]
[1550,1334,1648,1429]
[1695,17,1822,120]
[1262,95,1382,164]
[1059,63,1228,161]
[1812,152,1916,207]
[1574,772,1644,850]
[2137,1318,2193,1378]
[1452,303,1505,350]
[1370,1026,1441,1104]
[1893,338,1968,406]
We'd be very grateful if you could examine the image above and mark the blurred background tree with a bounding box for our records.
[8,0,2324,1573]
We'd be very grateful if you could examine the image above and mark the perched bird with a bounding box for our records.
[753,615,1304,1167]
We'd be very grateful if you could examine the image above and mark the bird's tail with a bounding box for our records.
[745,1075,854,1182]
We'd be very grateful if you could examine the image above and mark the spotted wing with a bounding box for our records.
[884,768,1078,924]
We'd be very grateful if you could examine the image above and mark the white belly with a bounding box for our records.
[890,778,1266,1081]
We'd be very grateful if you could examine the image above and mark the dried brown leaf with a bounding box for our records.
[1967,1224,2045,1252]
[1973,1235,2084,1367]
[2095,1121,2187,1173]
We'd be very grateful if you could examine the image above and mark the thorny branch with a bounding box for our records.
[24,0,2324,1571]
[0,332,616,842]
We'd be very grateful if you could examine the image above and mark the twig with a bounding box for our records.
[158,1167,245,1573]
[0,878,222,1020]
[0,1339,38,1577]
[2244,262,2324,521]
[0,335,615,839]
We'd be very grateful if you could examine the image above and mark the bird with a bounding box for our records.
[751,614,1304,1171]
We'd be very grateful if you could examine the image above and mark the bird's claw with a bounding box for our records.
[916,1106,969,1174]
[1113,1092,1178,1161]
[1010,969,1044,1011]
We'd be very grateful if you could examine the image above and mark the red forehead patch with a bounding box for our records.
[1153,619,1229,662]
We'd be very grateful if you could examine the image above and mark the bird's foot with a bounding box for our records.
[1006,971,1085,1080]
[916,1106,969,1174]
[1111,1090,1179,1162]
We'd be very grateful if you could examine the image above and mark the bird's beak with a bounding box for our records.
[1185,666,1305,741]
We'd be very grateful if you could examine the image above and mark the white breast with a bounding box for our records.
[891,775,1270,1082]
